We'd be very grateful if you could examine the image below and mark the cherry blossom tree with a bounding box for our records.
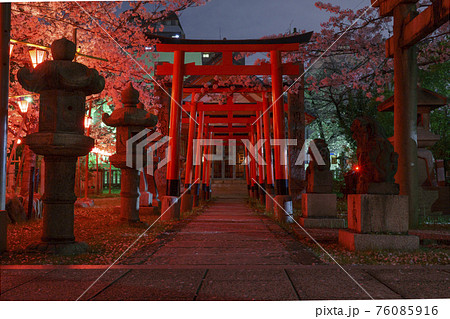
[7,1,205,195]
[283,1,448,157]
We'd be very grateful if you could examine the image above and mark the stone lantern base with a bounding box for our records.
[25,155,91,255]
[28,241,89,256]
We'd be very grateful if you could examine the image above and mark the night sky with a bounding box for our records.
[179,0,367,39]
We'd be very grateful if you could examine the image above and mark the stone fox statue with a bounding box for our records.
[351,116,399,194]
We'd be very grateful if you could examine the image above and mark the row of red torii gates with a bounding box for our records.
[153,0,450,226]
[153,34,312,217]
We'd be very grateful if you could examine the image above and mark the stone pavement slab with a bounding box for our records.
[196,278,298,300]
[1,269,128,301]
[366,268,450,299]
[90,269,205,301]
[1,265,449,300]
[286,267,401,300]
[1,269,53,294]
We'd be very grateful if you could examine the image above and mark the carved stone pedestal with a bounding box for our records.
[339,231,419,251]
[300,193,345,228]
[40,156,78,243]
[139,191,153,207]
[274,195,293,224]
[339,194,419,251]
[119,167,140,222]
[160,196,180,221]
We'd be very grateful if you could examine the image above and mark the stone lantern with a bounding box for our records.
[17,38,105,254]
[378,87,448,215]
[102,83,158,223]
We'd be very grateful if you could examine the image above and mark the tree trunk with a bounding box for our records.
[20,145,36,197]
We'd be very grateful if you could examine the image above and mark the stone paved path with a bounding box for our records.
[1,198,449,300]
[126,198,320,266]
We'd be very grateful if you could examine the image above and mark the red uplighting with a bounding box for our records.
[354,165,360,172]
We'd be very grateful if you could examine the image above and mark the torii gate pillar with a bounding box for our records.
[161,50,184,221]
[180,101,197,213]
[271,50,294,223]
[393,3,419,228]
[193,111,204,207]
[263,94,275,212]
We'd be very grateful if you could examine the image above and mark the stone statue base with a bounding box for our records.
[274,195,293,224]
[339,194,419,251]
[347,194,408,233]
[339,231,419,251]
[139,191,153,207]
[300,193,345,229]
[160,196,180,221]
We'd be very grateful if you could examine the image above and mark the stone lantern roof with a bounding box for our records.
[102,83,158,128]
[17,38,105,95]
[377,87,447,112]
[378,87,448,148]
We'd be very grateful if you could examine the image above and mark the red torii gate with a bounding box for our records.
[154,33,312,218]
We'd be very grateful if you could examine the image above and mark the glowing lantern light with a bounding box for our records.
[354,165,360,172]
[9,43,14,56]
[84,116,92,129]
[91,147,112,157]
[17,138,22,145]
[29,48,47,68]
[17,98,31,113]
